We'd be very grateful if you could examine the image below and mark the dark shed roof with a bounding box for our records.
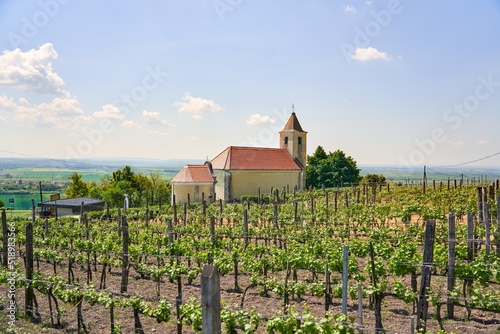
[38,197,105,209]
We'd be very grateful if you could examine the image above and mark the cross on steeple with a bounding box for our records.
[292,103,294,113]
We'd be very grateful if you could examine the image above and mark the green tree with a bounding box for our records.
[362,174,386,184]
[306,146,361,188]
[0,199,4,208]
[65,172,89,198]
[112,165,135,185]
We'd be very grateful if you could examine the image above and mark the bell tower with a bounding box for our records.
[279,108,307,169]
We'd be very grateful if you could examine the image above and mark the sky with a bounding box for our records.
[1,0,500,170]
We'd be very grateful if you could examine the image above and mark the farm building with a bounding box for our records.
[171,112,307,204]
[38,197,105,217]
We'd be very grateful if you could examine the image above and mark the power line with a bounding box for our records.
[436,150,500,168]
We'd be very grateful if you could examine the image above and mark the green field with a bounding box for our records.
[0,167,177,183]
[0,167,108,182]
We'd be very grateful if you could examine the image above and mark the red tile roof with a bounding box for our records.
[171,164,215,183]
[211,146,302,171]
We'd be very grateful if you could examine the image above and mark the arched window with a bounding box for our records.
[284,137,288,145]
[298,137,302,145]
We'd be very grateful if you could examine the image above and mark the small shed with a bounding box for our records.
[171,162,216,204]
[38,197,105,217]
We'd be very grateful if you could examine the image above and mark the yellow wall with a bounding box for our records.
[229,170,301,200]
[172,183,214,204]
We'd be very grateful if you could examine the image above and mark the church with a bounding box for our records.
[170,112,307,204]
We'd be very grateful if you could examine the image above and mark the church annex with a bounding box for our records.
[171,112,307,204]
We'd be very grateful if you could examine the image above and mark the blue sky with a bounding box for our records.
[1,0,500,168]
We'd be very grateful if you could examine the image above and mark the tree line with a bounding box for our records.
[63,147,384,208]
[65,166,170,208]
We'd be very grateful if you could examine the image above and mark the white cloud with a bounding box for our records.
[351,47,391,62]
[93,104,124,120]
[365,0,373,6]
[476,139,489,145]
[0,95,91,128]
[174,92,223,120]
[446,140,464,146]
[188,136,200,141]
[343,5,357,13]
[148,129,167,137]
[245,114,276,126]
[0,43,67,95]
[142,110,171,126]
[122,120,142,129]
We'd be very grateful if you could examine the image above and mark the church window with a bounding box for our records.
[284,137,288,145]
[298,137,302,145]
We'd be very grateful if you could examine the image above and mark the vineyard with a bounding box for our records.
[1,181,500,333]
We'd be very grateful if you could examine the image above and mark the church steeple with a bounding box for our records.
[279,110,307,169]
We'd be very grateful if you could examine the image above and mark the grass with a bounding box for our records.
[0,210,32,220]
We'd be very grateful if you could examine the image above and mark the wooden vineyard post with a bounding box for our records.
[167,219,174,246]
[145,194,149,227]
[334,191,338,213]
[117,208,122,237]
[467,212,474,260]
[201,265,221,334]
[369,241,384,333]
[173,199,178,224]
[422,165,426,194]
[484,202,491,254]
[477,187,484,230]
[26,203,37,320]
[342,245,349,315]
[243,209,249,247]
[120,215,129,293]
[417,220,436,332]
[357,282,364,334]
[210,216,216,248]
[2,209,7,268]
[176,257,183,334]
[44,218,49,238]
[324,263,331,311]
[273,204,279,229]
[497,196,500,255]
[183,203,187,226]
[293,201,298,224]
[447,213,456,319]
[84,213,92,285]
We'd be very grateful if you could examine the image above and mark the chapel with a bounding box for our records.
[170,112,307,203]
